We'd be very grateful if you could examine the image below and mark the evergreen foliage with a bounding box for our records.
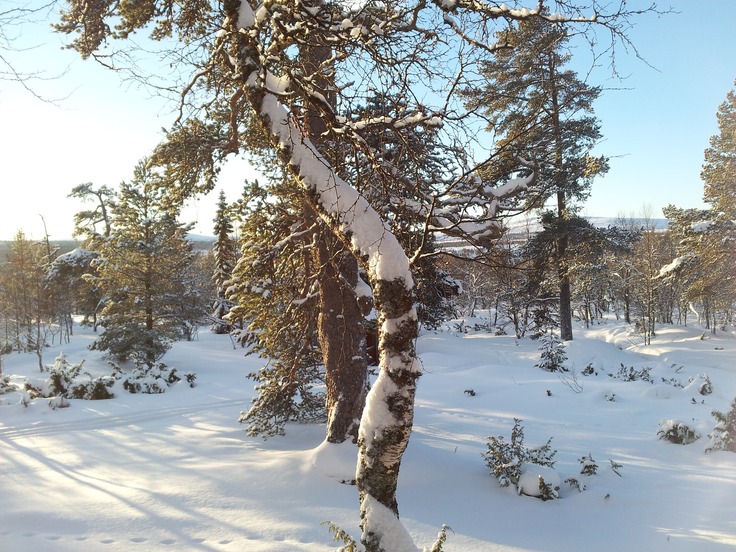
[657,420,700,445]
[535,331,567,372]
[227,180,325,438]
[211,190,238,334]
[345,94,460,329]
[579,453,598,475]
[483,418,556,490]
[113,361,183,394]
[462,15,608,341]
[663,81,736,331]
[89,160,197,367]
[24,354,114,401]
[706,398,736,453]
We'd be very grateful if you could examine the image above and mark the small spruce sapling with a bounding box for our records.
[579,453,598,475]
[705,397,736,453]
[483,419,556,495]
[430,524,453,552]
[535,332,567,372]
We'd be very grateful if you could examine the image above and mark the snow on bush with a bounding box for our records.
[579,453,598,475]
[705,398,736,453]
[483,418,557,497]
[535,332,567,372]
[24,354,115,401]
[657,419,700,445]
[685,373,713,396]
[517,463,560,500]
[113,361,183,394]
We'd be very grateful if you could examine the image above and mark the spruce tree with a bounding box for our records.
[91,160,195,367]
[211,190,237,334]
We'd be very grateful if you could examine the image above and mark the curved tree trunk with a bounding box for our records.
[226,6,421,549]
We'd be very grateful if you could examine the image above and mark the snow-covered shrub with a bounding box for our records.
[581,363,596,376]
[483,419,557,495]
[611,363,653,383]
[24,354,115,401]
[48,395,70,410]
[657,419,700,445]
[535,332,567,372]
[517,464,560,500]
[185,372,197,388]
[689,373,713,396]
[115,361,182,394]
[0,374,17,395]
[579,453,598,475]
[705,398,736,453]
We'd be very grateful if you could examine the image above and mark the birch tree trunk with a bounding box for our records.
[226,5,421,549]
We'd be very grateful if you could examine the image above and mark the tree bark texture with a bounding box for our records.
[226,7,421,549]
[315,228,369,444]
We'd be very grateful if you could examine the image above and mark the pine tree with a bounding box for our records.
[663,81,736,330]
[346,94,460,329]
[463,15,608,341]
[700,81,736,324]
[91,160,195,367]
[228,180,326,438]
[54,1,660,547]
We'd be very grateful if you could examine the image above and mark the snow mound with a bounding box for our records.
[310,439,358,481]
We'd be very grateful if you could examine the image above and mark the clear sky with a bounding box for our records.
[1,1,734,241]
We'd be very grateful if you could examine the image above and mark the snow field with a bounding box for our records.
[1,317,735,551]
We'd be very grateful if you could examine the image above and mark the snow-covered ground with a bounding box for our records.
[1,317,734,551]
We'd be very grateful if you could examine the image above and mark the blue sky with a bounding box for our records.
[0,1,734,240]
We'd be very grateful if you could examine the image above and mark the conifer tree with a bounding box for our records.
[0,230,48,364]
[91,160,195,367]
[663,81,736,330]
[463,15,608,340]
[227,179,326,438]
[54,0,662,546]
[211,190,238,334]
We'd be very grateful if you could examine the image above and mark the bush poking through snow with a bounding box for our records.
[321,521,358,552]
[705,397,736,453]
[484,419,557,497]
[657,419,701,445]
[610,363,653,383]
[693,373,713,396]
[579,453,598,475]
[0,374,17,395]
[516,465,560,500]
[322,520,454,551]
[24,354,115,401]
[114,362,183,394]
[535,332,567,372]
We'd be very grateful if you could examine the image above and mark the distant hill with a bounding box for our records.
[437,215,669,251]
[0,239,80,260]
[0,235,215,261]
